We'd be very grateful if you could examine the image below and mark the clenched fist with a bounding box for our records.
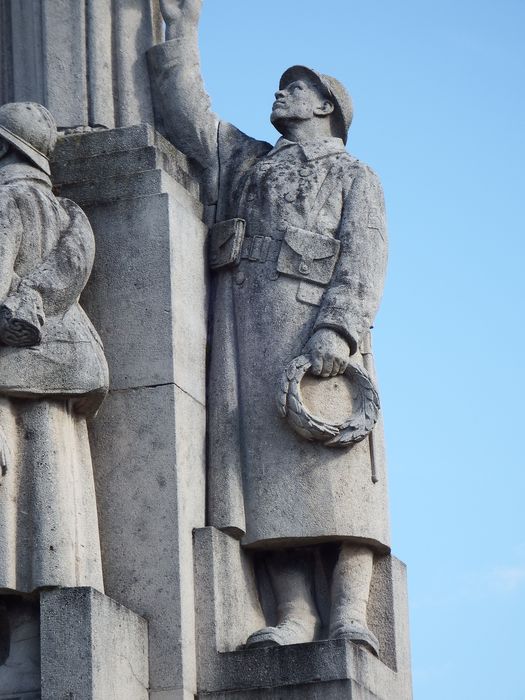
[303,328,351,377]
[160,0,203,38]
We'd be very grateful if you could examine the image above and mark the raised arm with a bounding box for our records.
[148,0,219,175]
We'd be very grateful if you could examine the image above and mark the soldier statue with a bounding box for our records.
[149,0,389,653]
[0,102,108,595]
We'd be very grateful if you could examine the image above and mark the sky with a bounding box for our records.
[198,2,525,698]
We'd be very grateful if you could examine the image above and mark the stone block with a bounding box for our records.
[52,125,209,700]
[194,527,265,658]
[53,125,202,201]
[194,528,412,699]
[40,587,148,700]
[90,384,205,694]
[54,126,207,403]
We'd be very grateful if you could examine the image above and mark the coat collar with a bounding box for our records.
[0,162,52,190]
[266,136,346,161]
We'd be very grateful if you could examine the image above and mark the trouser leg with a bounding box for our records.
[329,544,378,655]
[245,549,320,647]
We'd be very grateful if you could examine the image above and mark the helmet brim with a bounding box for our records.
[0,125,51,175]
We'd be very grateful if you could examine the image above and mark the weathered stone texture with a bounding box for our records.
[194,527,412,699]
[53,125,208,699]
[0,0,162,129]
[40,587,148,700]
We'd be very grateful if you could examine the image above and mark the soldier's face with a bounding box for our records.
[271,79,330,126]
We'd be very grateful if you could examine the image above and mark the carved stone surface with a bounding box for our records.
[53,124,208,699]
[1,3,412,697]
[0,102,108,593]
[0,0,162,129]
[148,1,392,655]
[40,587,149,700]
[194,527,412,699]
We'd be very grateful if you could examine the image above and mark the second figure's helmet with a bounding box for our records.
[0,102,57,175]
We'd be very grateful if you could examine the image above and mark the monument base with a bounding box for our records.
[0,588,148,700]
[199,641,404,699]
[194,528,412,700]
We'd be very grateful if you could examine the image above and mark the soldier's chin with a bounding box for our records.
[270,111,289,133]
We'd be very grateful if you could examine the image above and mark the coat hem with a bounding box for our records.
[240,533,391,554]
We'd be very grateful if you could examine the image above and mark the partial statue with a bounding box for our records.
[149,0,389,653]
[0,102,109,594]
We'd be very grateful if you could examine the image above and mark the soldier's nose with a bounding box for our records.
[275,90,285,99]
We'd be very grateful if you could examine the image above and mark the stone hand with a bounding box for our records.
[303,328,350,378]
[0,291,44,347]
[160,0,203,32]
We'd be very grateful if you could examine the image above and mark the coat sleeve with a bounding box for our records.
[11,198,95,317]
[148,34,219,196]
[313,164,388,355]
[0,191,23,303]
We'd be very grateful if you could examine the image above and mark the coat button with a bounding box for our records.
[235,271,246,285]
[268,270,280,281]
[276,222,288,232]
[299,262,310,275]
[284,192,296,203]
[299,168,310,177]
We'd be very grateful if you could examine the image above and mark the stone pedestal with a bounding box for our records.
[41,588,149,700]
[0,0,162,128]
[194,528,412,700]
[0,588,148,700]
[53,125,209,700]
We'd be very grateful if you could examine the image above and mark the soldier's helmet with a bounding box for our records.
[279,66,353,145]
[0,102,57,175]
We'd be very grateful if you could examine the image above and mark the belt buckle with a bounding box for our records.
[248,235,271,262]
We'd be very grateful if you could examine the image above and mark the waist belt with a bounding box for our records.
[241,235,281,263]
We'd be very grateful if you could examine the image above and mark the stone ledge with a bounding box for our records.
[52,124,203,203]
[201,639,395,695]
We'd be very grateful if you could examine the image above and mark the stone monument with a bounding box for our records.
[0,1,412,698]
[150,0,389,657]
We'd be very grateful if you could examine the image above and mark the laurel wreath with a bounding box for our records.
[277,354,380,447]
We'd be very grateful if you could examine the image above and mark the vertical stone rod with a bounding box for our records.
[112,0,161,127]
[0,1,14,104]
[86,0,116,128]
[41,0,88,127]
[9,0,45,105]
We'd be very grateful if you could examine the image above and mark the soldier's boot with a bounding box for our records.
[245,549,320,647]
[329,543,379,655]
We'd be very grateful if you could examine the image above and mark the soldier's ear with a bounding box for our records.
[314,100,335,118]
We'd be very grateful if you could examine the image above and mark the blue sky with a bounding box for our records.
[199,1,525,697]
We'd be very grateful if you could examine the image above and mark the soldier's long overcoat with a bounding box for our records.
[149,41,391,551]
[0,164,108,593]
